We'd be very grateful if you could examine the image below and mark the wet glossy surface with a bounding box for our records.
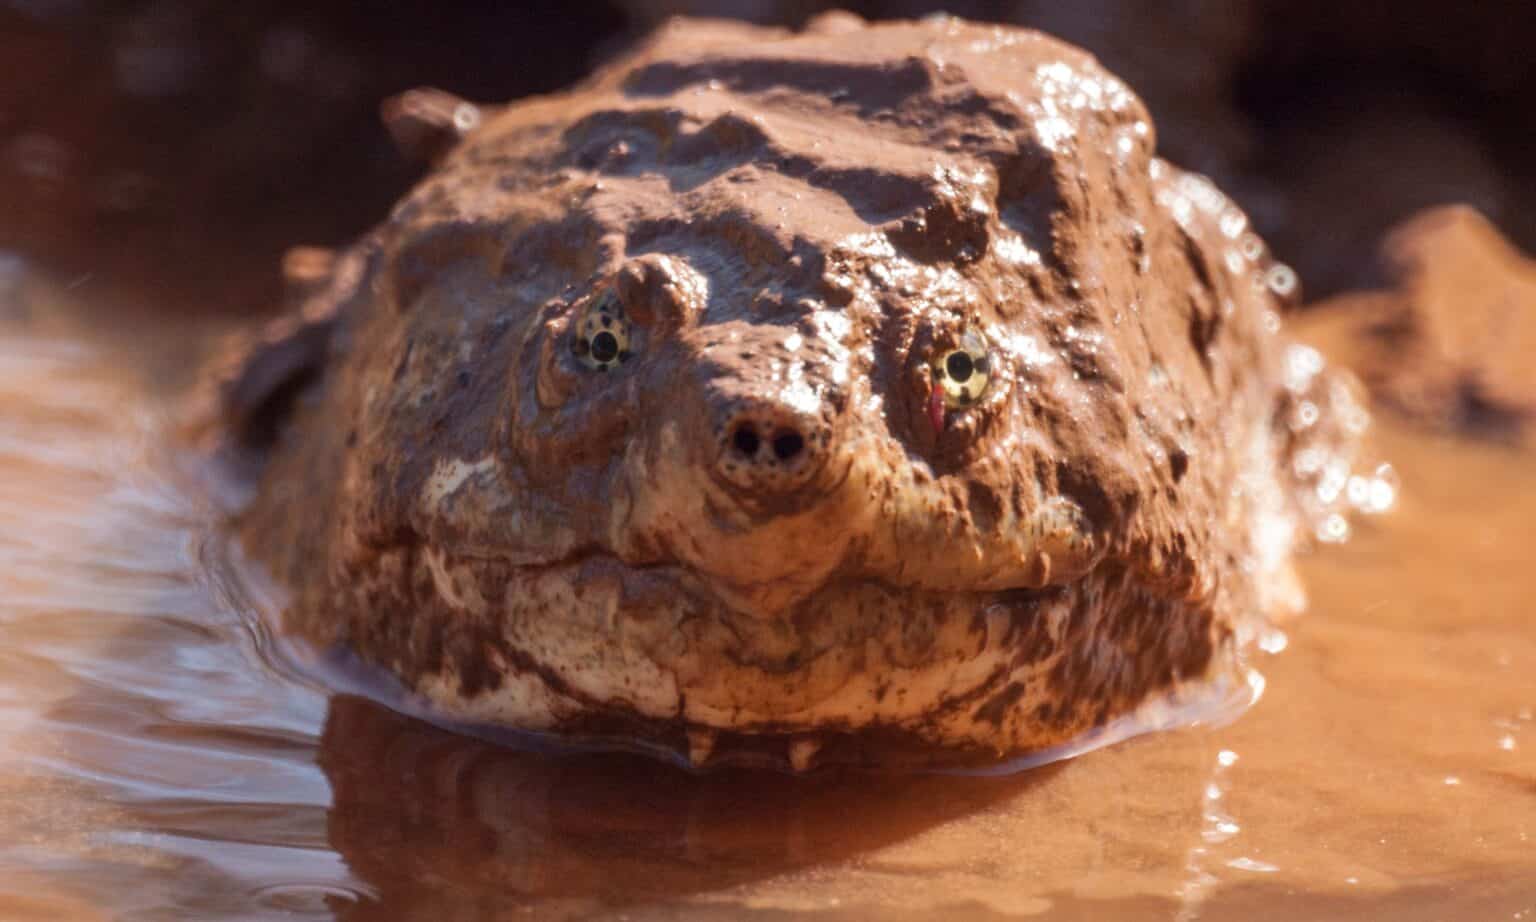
[0,290,1532,920]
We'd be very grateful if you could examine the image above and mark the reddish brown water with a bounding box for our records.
[0,282,1532,920]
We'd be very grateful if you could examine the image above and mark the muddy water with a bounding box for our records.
[0,289,1531,920]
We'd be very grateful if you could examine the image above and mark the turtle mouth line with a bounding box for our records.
[450,541,1069,613]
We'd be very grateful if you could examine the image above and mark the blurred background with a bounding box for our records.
[3,0,1534,317]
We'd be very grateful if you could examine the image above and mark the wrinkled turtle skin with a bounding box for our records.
[218,14,1357,770]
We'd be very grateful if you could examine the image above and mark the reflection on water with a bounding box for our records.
[0,317,353,919]
[320,695,1059,917]
[0,291,1532,920]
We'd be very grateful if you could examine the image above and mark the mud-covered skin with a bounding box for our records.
[226,15,1350,769]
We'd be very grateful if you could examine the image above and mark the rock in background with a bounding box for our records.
[1298,206,1536,442]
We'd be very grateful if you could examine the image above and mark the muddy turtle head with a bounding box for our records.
[460,236,1099,620]
[230,15,1338,769]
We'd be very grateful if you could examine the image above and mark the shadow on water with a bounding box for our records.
[319,695,1058,918]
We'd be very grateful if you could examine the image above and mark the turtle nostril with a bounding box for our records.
[731,423,761,458]
[714,409,829,492]
[772,431,804,462]
[727,421,807,464]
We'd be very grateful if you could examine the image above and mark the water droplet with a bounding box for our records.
[1364,474,1397,513]
[1219,210,1248,240]
[1292,447,1325,477]
[1316,513,1350,543]
[452,103,481,133]
[1283,343,1324,393]
[1291,400,1320,431]
[1316,459,1350,504]
[1239,233,1265,261]
[1265,264,1299,299]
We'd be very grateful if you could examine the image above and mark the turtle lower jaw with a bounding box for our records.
[392,547,1234,770]
[361,647,1252,775]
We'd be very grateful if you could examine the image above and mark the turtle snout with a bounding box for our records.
[713,398,832,496]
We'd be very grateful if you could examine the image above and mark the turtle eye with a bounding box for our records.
[570,290,633,371]
[932,328,993,409]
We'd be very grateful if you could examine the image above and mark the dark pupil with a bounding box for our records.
[945,350,974,383]
[590,331,620,363]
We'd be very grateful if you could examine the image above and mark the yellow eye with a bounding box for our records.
[932,329,993,409]
[570,291,633,371]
